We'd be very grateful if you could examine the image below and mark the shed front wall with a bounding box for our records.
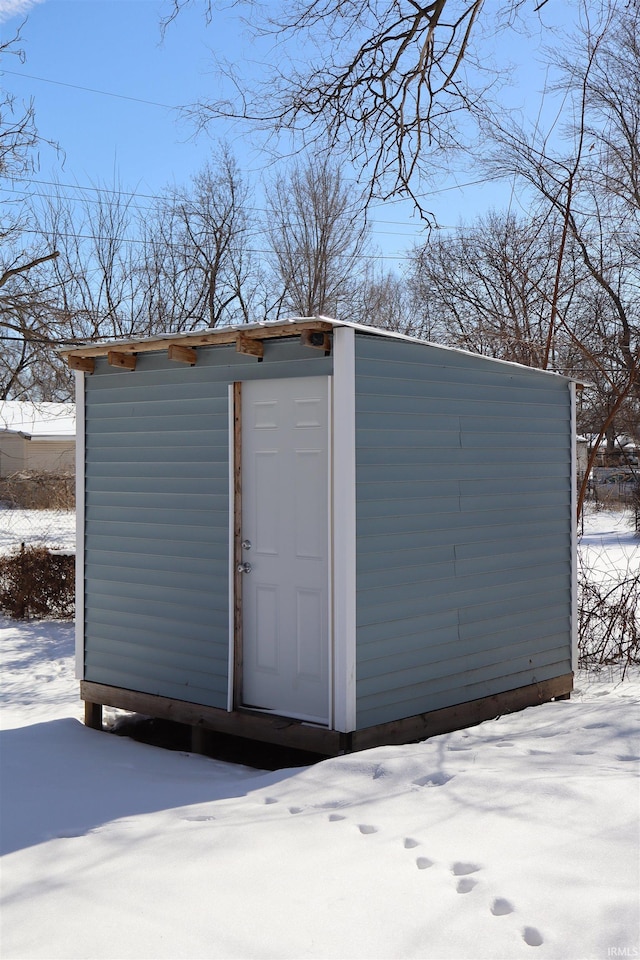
[82,340,332,709]
[354,334,573,729]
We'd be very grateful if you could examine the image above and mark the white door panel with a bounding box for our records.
[240,376,330,723]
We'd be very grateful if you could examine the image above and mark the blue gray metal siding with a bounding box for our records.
[83,340,331,707]
[354,334,573,729]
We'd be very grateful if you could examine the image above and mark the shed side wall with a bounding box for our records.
[354,334,573,729]
[83,340,331,708]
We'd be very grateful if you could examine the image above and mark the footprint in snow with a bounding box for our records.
[328,813,346,822]
[264,797,279,805]
[288,806,303,815]
[456,877,478,894]
[358,824,378,835]
[416,856,434,870]
[491,898,515,916]
[413,772,454,787]
[523,926,544,947]
[451,862,481,876]
[403,837,420,849]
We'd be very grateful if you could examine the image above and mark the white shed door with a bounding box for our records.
[240,376,330,724]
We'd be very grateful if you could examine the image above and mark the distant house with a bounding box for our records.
[0,402,76,477]
[64,319,578,755]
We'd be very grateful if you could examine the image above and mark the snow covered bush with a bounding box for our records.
[0,544,74,620]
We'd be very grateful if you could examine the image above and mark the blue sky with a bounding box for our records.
[1,3,242,188]
[0,0,575,263]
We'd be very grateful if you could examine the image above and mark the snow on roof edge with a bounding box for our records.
[60,316,581,384]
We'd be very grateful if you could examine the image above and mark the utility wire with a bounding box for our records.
[0,186,435,241]
[8,226,413,261]
[1,68,179,111]
[2,173,504,224]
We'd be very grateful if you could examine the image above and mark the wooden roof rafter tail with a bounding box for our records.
[236,333,264,359]
[167,344,198,366]
[107,351,136,371]
[300,329,331,353]
[67,355,96,374]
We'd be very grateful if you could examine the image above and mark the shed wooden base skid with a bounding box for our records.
[81,674,573,756]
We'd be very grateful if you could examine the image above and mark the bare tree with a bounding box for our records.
[0,247,68,399]
[32,145,258,378]
[1,29,63,399]
[41,181,148,345]
[265,156,372,318]
[485,0,639,515]
[141,147,259,330]
[0,29,39,186]
[409,211,584,367]
[353,263,420,334]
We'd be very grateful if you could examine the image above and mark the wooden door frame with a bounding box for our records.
[227,381,244,711]
[232,381,244,710]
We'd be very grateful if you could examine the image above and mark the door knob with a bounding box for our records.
[237,561,252,574]
[241,539,252,551]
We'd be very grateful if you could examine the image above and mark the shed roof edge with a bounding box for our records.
[59,316,581,384]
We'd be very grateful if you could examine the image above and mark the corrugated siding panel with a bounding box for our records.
[83,340,331,707]
[354,334,572,729]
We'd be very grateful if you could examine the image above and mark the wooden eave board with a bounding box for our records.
[61,320,334,361]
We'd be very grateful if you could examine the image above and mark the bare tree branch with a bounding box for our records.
[0,251,59,289]
[166,0,543,219]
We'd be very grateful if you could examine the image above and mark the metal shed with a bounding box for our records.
[64,319,577,754]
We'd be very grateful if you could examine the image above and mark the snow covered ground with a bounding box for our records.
[0,507,76,556]
[579,506,638,586]
[0,510,638,960]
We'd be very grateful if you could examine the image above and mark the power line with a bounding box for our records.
[3,176,396,225]
[3,177,167,204]
[0,184,427,240]
[10,225,411,261]
[1,69,179,111]
[2,172,504,225]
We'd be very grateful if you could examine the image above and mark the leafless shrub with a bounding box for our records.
[0,544,74,619]
[0,473,74,510]
[578,552,639,675]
